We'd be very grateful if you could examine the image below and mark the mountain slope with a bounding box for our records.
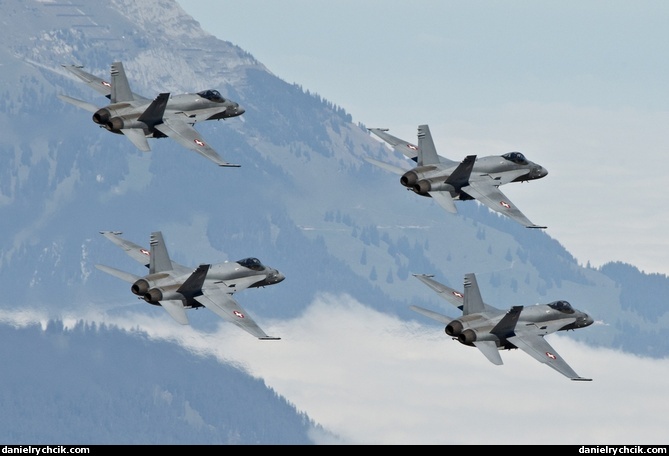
[0,318,325,444]
[0,0,666,363]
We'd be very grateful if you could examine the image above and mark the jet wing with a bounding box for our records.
[412,274,464,310]
[61,64,114,97]
[154,118,240,167]
[506,333,591,381]
[98,231,190,274]
[60,64,149,102]
[368,128,419,161]
[61,64,150,102]
[99,231,151,267]
[461,180,546,229]
[193,287,279,340]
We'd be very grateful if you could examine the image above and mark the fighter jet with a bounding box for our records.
[95,231,284,339]
[410,273,594,380]
[58,62,245,167]
[366,125,548,228]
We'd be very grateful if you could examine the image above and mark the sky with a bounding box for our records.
[177,0,669,276]
[4,298,668,445]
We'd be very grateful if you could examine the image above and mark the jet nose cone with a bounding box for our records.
[533,165,548,179]
[580,314,594,327]
[235,106,245,116]
[271,270,285,284]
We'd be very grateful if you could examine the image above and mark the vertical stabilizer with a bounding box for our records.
[462,273,485,315]
[138,93,170,126]
[490,306,523,337]
[110,61,134,103]
[416,124,441,166]
[149,231,173,274]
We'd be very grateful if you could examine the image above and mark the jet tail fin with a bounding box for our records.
[491,306,523,337]
[110,61,133,103]
[177,264,210,295]
[138,93,169,126]
[445,155,476,188]
[416,125,440,166]
[462,273,485,315]
[149,231,173,274]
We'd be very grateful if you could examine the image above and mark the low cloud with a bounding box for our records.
[2,294,667,444]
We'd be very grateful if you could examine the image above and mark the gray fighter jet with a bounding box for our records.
[58,62,245,167]
[95,231,284,339]
[410,273,594,380]
[366,125,548,228]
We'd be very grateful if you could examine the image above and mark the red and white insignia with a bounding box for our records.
[500,201,511,209]
[102,81,111,87]
[140,249,150,256]
[546,352,557,360]
[194,139,205,147]
[453,291,463,298]
[407,144,418,151]
[233,311,245,319]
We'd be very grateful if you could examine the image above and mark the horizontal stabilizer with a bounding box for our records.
[409,305,453,325]
[428,191,457,213]
[364,157,407,176]
[121,128,151,152]
[95,264,141,284]
[160,299,189,325]
[473,340,503,365]
[57,94,100,113]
